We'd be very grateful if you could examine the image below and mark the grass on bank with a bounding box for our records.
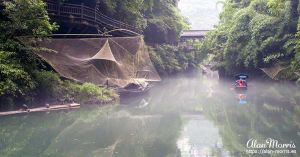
[34,71,118,105]
[0,71,118,110]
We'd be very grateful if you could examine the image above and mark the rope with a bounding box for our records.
[101,29,141,36]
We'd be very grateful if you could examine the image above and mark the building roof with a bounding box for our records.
[180,30,211,37]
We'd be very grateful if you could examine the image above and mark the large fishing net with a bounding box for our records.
[36,36,161,87]
[260,63,287,79]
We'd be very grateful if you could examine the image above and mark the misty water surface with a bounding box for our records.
[0,74,299,157]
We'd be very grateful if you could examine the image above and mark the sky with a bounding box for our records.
[178,0,223,30]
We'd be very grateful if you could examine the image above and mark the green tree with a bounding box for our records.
[200,0,300,79]
[0,0,57,107]
[96,0,189,44]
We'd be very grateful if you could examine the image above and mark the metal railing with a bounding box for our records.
[45,0,142,34]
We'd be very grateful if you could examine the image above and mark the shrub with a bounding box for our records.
[33,71,62,102]
[77,83,118,104]
[77,83,103,103]
[61,81,118,104]
[33,71,118,105]
[0,51,36,109]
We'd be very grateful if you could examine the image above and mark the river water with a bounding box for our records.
[0,75,299,157]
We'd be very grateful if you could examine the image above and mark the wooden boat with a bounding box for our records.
[118,79,153,97]
[234,74,248,90]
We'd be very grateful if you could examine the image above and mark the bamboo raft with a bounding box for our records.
[0,103,80,116]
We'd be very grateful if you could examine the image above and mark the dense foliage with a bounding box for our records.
[60,0,192,75]
[200,0,300,80]
[91,0,195,75]
[0,0,56,108]
[0,0,117,110]
[34,71,118,105]
[96,0,189,44]
[149,42,203,76]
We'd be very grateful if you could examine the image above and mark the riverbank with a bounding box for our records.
[0,103,80,117]
[0,71,119,112]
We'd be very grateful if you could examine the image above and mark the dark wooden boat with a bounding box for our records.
[118,80,153,97]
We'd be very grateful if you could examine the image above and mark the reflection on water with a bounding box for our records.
[0,74,300,157]
[236,93,247,105]
[177,115,228,157]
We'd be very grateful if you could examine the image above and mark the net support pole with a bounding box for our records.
[81,3,84,19]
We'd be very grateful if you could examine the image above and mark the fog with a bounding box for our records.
[119,73,300,156]
[178,0,224,30]
[1,73,299,157]
[122,73,299,113]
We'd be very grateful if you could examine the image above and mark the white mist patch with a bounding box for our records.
[178,0,224,30]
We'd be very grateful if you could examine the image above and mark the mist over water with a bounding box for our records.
[0,74,299,157]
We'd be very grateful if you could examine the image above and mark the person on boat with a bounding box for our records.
[235,74,248,89]
[235,79,247,87]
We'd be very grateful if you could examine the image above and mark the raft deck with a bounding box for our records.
[0,103,80,116]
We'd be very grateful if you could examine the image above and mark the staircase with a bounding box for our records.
[45,0,142,35]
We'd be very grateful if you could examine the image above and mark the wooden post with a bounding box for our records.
[94,8,97,22]
[81,3,84,19]
[95,3,98,22]
[58,3,61,16]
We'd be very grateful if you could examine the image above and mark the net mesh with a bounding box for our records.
[260,63,287,79]
[36,36,161,87]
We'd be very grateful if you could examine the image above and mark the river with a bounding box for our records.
[0,74,299,157]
